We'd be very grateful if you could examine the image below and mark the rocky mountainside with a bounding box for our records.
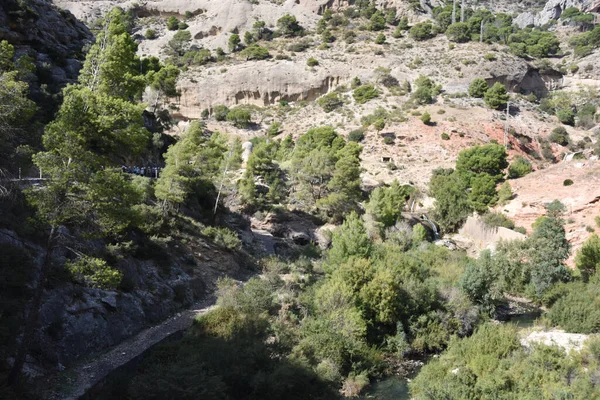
[516,0,600,27]
[4,0,598,390]
[0,0,91,104]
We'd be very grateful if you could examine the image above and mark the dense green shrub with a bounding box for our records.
[563,178,574,186]
[409,22,435,41]
[411,323,600,398]
[144,29,157,39]
[213,105,230,121]
[166,16,179,30]
[287,38,312,52]
[456,143,508,183]
[318,93,342,112]
[268,121,282,136]
[557,109,575,125]
[202,226,242,250]
[369,10,386,31]
[548,279,600,333]
[468,173,498,212]
[348,129,365,142]
[575,234,600,281]
[240,44,270,60]
[468,78,489,98]
[440,132,450,140]
[306,57,319,67]
[228,34,241,52]
[549,126,569,145]
[66,255,122,289]
[508,156,532,179]
[226,107,252,128]
[484,82,509,110]
[430,169,472,232]
[420,111,431,125]
[446,22,470,43]
[352,84,379,104]
[374,33,386,44]
[481,211,515,230]
[411,75,440,105]
[277,14,304,37]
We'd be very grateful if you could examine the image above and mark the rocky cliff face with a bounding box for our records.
[173,60,348,117]
[0,0,91,118]
[0,227,245,377]
[1,0,90,77]
[515,0,600,27]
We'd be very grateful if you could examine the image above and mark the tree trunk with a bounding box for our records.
[7,226,56,386]
[452,0,457,24]
[461,0,465,22]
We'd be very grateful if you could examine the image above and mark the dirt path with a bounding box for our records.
[37,297,217,400]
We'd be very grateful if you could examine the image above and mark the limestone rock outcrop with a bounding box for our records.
[174,61,347,117]
[515,0,600,28]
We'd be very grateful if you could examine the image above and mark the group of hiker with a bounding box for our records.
[120,165,161,178]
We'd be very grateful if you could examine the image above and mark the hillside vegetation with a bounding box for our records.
[1,0,600,398]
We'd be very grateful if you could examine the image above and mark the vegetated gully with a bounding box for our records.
[70,233,542,399]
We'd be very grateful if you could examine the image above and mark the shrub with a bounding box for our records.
[383,136,394,145]
[318,93,342,112]
[484,53,497,61]
[469,173,499,212]
[369,10,386,31]
[348,129,365,142]
[549,126,569,145]
[321,29,334,43]
[228,34,241,52]
[178,22,188,30]
[548,281,600,333]
[226,107,252,128]
[213,105,230,121]
[145,29,157,39]
[575,234,600,281]
[508,156,532,179]
[440,133,450,140]
[420,111,431,125]
[498,181,513,204]
[409,22,435,41]
[374,33,386,44]
[287,38,312,52]
[268,121,282,136]
[563,179,574,186]
[446,22,470,43]
[166,16,179,31]
[306,57,319,67]
[240,44,270,60]
[557,109,575,126]
[202,226,241,250]
[277,14,304,37]
[482,211,515,230]
[66,256,122,289]
[353,84,379,104]
[484,82,509,110]
[468,78,489,98]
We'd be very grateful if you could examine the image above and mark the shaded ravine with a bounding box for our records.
[37,297,217,400]
[36,227,277,399]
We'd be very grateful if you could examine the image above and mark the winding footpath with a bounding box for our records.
[38,298,216,400]
[38,228,277,399]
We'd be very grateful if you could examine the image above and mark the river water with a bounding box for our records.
[359,376,410,400]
